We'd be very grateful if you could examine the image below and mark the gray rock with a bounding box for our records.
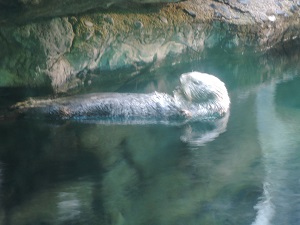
[84,20,94,27]
[0,18,74,89]
[238,0,249,5]
[104,15,114,25]
[159,16,168,24]
[290,4,299,12]
[134,21,143,29]
[183,9,197,18]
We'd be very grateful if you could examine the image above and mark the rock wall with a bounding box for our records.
[1,0,300,92]
[0,0,180,25]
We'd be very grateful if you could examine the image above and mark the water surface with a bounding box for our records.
[1,48,300,225]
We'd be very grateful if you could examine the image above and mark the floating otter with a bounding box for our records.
[12,72,230,124]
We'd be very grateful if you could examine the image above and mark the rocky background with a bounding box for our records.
[1,0,300,93]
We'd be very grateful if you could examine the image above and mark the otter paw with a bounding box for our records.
[181,109,192,118]
[59,106,72,117]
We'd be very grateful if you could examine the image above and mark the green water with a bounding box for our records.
[1,48,300,225]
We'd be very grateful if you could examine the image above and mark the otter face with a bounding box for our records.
[174,72,230,116]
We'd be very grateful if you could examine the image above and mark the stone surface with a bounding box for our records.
[0,17,74,90]
[0,0,181,25]
[1,0,300,92]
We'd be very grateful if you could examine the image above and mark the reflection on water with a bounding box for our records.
[254,76,300,225]
[1,46,300,224]
[181,113,229,148]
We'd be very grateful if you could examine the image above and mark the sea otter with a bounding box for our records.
[12,72,230,123]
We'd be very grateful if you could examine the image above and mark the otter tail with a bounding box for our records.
[0,108,20,122]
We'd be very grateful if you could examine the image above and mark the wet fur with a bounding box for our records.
[13,72,230,123]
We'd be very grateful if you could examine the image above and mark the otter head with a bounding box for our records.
[174,72,230,118]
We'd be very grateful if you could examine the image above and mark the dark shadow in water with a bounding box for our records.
[0,111,236,225]
[0,120,103,224]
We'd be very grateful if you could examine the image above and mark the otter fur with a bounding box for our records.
[12,72,230,123]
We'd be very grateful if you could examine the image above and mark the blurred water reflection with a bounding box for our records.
[253,76,300,225]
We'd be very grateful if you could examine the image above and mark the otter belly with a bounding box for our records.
[15,92,186,122]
